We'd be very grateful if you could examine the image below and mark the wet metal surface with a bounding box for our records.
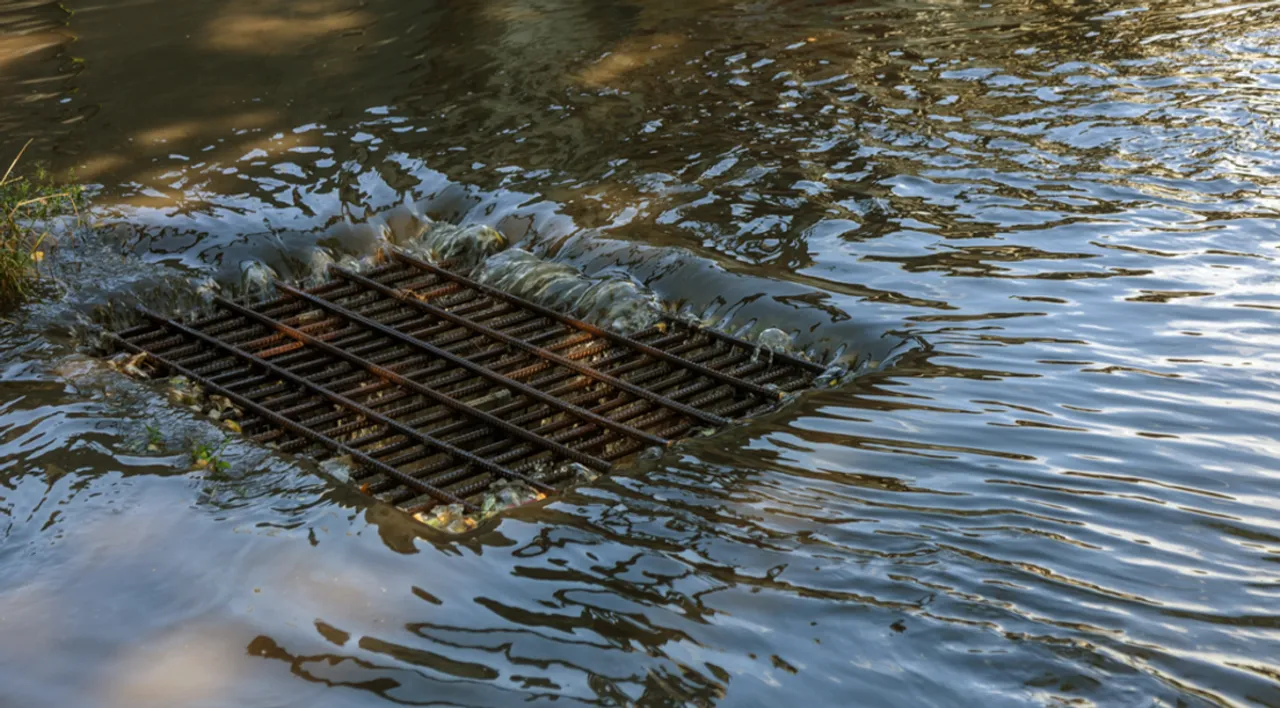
[108,253,818,517]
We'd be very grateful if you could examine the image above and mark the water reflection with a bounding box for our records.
[2,0,1280,705]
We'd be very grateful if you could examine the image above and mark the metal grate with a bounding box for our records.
[104,251,822,519]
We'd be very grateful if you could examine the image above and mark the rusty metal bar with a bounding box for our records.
[104,256,821,521]
[211,293,627,467]
[266,281,672,448]
[329,265,744,428]
[102,330,477,511]
[393,250,823,378]
[136,305,561,493]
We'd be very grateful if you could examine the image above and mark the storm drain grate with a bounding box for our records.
[104,251,822,518]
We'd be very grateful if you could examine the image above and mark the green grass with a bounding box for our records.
[145,424,163,451]
[191,441,230,471]
[0,140,87,307]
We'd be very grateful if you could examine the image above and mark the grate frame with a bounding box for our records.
[105,252,823,518]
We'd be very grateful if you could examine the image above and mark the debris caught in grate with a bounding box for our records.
[102,252,822,528]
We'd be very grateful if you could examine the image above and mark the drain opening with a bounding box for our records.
[102,251,822,526]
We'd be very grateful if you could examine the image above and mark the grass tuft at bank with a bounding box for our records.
[0,141,86,307]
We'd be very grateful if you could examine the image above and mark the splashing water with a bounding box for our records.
[398,223,507,272]
[751,327,794,364]
[473,248,663,333]
[236,260,278,299]
[299,247,336,287]
[375,218,664,333]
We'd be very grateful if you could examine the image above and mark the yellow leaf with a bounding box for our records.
[30,251,44,263]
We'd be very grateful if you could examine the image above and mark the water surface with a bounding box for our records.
[2,0,1280,705]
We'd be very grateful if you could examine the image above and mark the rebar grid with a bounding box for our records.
[109,258,823,520]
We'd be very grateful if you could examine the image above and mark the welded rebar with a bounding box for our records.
[105,256,821,521]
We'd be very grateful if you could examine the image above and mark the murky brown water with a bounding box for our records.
[3,0,1280,705]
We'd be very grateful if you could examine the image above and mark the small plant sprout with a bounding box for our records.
[144,424,163,452]
[191,440,231,472]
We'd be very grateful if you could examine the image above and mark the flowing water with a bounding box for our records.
[2,0,1280,705]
